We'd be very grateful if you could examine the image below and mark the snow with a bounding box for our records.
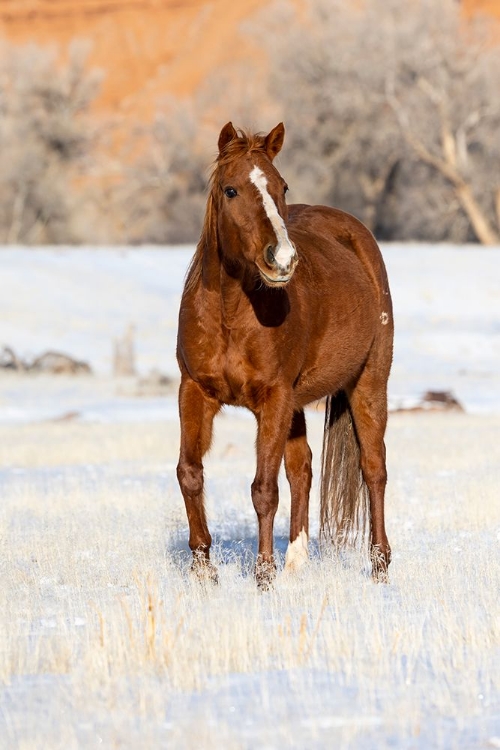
[383,243,500,414]
[1,244,499,423]
[1,245,499,749]
[1,246,188,378]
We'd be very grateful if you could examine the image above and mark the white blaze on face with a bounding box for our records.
[284,528,309,572]
[249,165,296,270]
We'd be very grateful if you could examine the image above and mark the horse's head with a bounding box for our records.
[212,122,298,288]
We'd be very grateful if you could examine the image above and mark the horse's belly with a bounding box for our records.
[293,322,375,406]
[293,364,359,407]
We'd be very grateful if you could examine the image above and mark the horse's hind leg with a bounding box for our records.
[348,365,391,582]
[284,409,312,572]
[176,374,220,581]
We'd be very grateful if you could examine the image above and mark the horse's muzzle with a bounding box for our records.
[259,244,298,287]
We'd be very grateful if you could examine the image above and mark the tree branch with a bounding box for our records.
[386,81,500,245]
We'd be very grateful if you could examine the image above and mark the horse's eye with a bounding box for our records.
[224,187,237,199]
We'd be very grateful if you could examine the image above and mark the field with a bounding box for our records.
[0,246,499,748]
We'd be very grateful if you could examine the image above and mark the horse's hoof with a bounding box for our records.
[191,556,219,585]
[255,559,276,591]
[372,567,390,584]
[371,544,391,584]
[284,530,309,573]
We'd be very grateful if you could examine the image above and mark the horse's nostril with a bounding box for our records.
[265,246,276,266]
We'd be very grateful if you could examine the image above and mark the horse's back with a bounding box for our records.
[287,203,391,309]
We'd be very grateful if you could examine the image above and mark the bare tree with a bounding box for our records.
[114,54,290,245]
[384,10,500,245]
[260,0,500,243]
[3,2,497,246]
[115,102,209,244]
[0,41,102,244]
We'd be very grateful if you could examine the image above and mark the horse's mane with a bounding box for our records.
[184,129,269,293]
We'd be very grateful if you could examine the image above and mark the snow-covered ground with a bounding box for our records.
[1,244,499,421]
[0,246,499,749]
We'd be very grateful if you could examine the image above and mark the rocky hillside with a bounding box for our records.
[2,0,498,125]
[0,0,270,123]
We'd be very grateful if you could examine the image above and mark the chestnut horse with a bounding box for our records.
[176,123,393,587]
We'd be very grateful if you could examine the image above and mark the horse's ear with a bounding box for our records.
[264,122,285,161]
[218,122,238,154]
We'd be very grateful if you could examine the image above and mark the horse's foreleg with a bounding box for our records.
[284,409,312,572]
[252,391,293,588]
[176,374,220,580]
[348,374,391,582]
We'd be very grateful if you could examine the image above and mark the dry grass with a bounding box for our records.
[1,410,499,748]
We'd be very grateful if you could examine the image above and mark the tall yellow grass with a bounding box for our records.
[1,411,499,748]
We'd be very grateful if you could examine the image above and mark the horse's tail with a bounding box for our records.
[319,391,370,551]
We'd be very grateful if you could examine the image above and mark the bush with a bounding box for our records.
[0,41,102,244]
[260,0,500,243]
[116,105,207,244]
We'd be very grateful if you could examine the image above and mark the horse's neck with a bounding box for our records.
[201,243,291,330]
[201,239,246,330]
[220,267,247,328]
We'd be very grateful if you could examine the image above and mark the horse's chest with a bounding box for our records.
[195,333,269,409]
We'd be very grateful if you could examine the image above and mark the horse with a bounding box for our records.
[176,122,393,587]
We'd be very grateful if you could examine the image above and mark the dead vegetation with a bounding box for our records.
[0,40,103,244]
[0,346,92,374]
[1,411,499,746]
[113,324,136,377]
[261,0,500,244]
[393,390,465,413]
[1,1,499,244]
